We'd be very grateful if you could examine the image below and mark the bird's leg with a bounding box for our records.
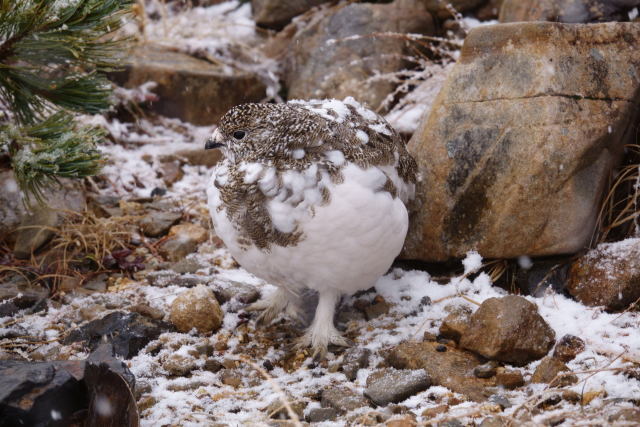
[296,288,351,358]
[246,287,302,325]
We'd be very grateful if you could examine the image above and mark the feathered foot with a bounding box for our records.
[246,287,302,325]
[295,288,351,358]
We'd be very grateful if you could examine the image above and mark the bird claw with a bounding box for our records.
[295,328,352,359]
[246,291,303,326]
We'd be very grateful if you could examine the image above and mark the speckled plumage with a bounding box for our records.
[206,97,416,355]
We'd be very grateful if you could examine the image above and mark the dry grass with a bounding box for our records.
[0,209,141,294]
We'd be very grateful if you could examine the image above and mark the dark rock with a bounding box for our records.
[495,369,525,389]
[64,311,167,359]
[0,344,136,427]
[473,362,497,379]
[567,239,640,310]
[341,347,371,381]
[460,296,555,365]
[553,334,586,362]
[139,211,182,237]
[500,0,640,23]
[514,256,571,297]
[386,341,494,402]
[283,0,434,111]
[364,368,431,406]
[110,44,266,125]
[306,406,338,422]
[252,0,329,29]
[531,356,578,386]
[321,386,369,413]
[0,275,49,317]
[404,22,640,261]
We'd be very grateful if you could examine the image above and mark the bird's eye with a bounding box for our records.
[233,130,246,140]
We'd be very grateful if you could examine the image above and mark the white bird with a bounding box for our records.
[205,97,416,356]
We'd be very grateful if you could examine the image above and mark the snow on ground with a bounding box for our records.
[2,3,639,425]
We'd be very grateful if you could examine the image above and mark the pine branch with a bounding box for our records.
[1,112,103,202]
[0,0,132,123]
[0,0,132,201]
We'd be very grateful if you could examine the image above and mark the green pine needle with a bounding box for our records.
[0,0,132,201]
[2,112,104,202]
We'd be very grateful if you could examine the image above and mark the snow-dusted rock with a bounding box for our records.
[364,368,431,406]
[169,285,223,334]
[111,44,266,125]
[283,0,434,111]
[460,296,555,365]
[386,341,494,402]
[567,238,640,310]
[500,0,640,23]
[405,22,640,261]
[531,356,578,386]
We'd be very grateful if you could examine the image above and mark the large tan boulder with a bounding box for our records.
[500,0,640,23]
[404,22,640,261]
[283,0,434,111]
[111,44,266,125]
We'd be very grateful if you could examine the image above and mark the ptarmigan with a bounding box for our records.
[205,97,416,356]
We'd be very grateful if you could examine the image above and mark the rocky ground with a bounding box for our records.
[2,1,640,426]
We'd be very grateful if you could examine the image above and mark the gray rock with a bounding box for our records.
[110,44,266,125]
[283,0,434,111]
[500,0,640,23]
[169,258,206,275]
[321,386,369,413]
[64,311,168,359]
[13,206,58,259]
[364,368,431,406]
[0,275,49,316]
[306,407,338,422]
[83,274,108,292]
[460,296,555,365]
[139,211,182,237]
[159,223,208,261]
[252,0,329,29]
[341,347,371,381]
[404,22,640,261]
[473,362,497,379]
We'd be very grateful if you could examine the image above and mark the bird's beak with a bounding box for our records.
[205,129,225,150]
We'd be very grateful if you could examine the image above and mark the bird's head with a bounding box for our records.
[205,103,323,162]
